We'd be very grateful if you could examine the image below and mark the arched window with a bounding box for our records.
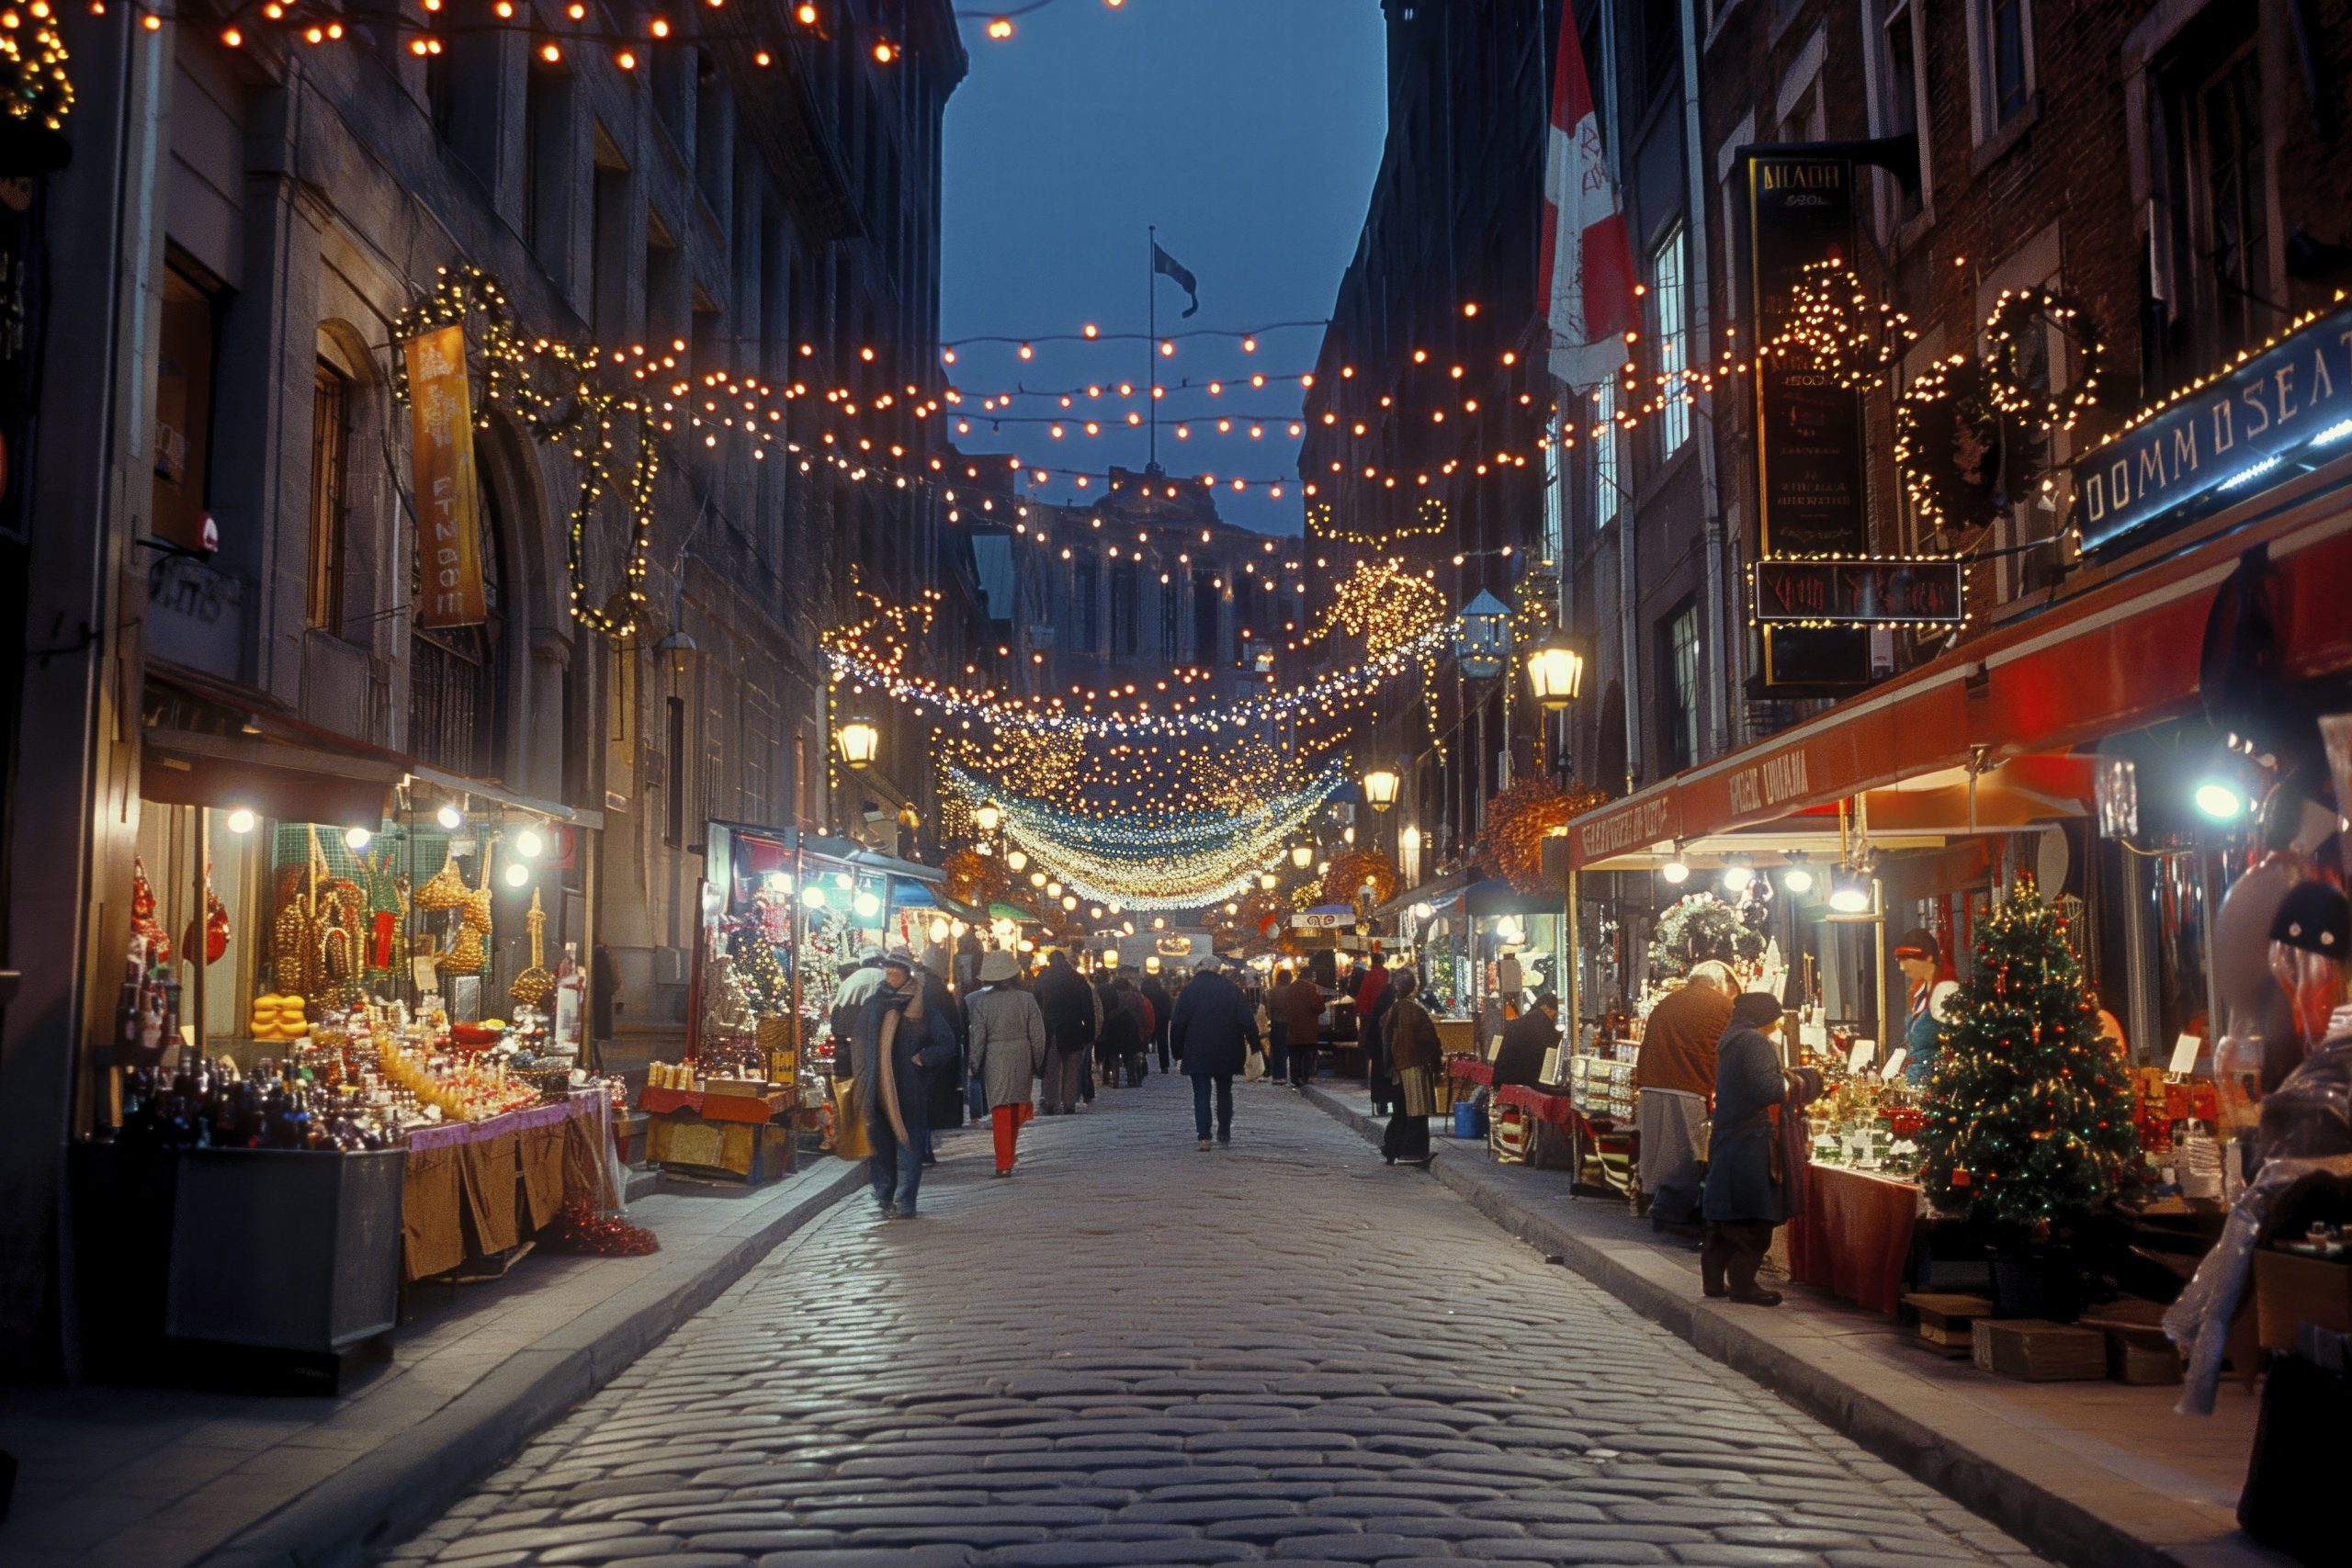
[409,459,508,778]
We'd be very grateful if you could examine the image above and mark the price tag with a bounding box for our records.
[1879,1049,1907,1081]
[1847,1038,1876,1074]
[2168,1032,2202,1075]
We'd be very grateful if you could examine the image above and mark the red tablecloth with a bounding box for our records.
[635,1086,784,1124]
[1787,1163,1920,1316]
[1493,1084,1579,1128]
[1448,1057,1494,1086]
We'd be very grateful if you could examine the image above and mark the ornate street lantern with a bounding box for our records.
[975,801,1002,835]
[1455,590,1512,679]
[1290,843,1314,870]
[835,716,880,770]
[1523,628,1588,709]
[1363,766,1400,813]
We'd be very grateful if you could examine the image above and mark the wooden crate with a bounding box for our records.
[2077,1300,2183,1385]
[2253,1248,2352,1353]
[1903,1292,1994,1359]
[1971,1317,2107,1382]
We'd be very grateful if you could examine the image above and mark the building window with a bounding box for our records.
[1192,569,1220,665]
[2148,21,2276,398]
[2196,51,2269,361]
[1642,0,1679,95]
[306,360,350,633]
[664,695,687,849]
[1974,0,2034,136]
[409,461,505,778]
[1111,557,1139,658]
[1159,572,1180,657]
[152,256,223,555]
[1074,555,1100,656]
[1592,380,1620,526]
[1663,600,1701,773]
[1872,0,1925,230]
[1653,224,1690,457]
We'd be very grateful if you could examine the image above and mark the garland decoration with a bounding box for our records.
[1646,893,1764,976]
[1320,848,1398,911]
[1474,774,1610,896]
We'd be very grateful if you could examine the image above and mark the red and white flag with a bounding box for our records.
[1541,14,1637,390]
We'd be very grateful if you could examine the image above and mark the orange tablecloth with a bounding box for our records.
[635,1087,786,1124]
[1787,1163,1920,1316]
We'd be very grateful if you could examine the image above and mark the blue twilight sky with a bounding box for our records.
[940,0,1391,536]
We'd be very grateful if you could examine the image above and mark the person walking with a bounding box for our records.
[965,951,1046,1177]
[1277,965,1324,1089]
[1634,960,1737,1228]
[917,957,967,1164]
[1142,966,1174,1074]
[1033,949,1095,1115]
[1170,955,1259,1149]
[1362,959,1404,1116]
[852,950,960,1219]
[1096,971,1143,1090]
[1701,992,1825,1303]
[1379,965,1442,1166]
[1113,976,1153,1086]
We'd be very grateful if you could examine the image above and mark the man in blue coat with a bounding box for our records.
[1170,956,1260,1151]
[853,950,961,1218]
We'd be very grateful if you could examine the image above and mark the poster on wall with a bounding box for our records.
[403,324,490,629]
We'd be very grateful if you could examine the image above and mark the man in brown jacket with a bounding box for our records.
[1278,969,1326,1089]
[1634,960,1737,1228]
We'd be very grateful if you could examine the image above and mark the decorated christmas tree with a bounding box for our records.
[1917,879,2138,1238]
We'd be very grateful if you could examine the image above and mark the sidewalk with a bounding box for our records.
[1300,1080,2281,1568]
[0,1143,876,1568]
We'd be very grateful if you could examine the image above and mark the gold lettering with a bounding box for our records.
[2276,364,2298,422]
[2172,423,2199,474]
[2313,347,2336,405]
[2213,398,2235,452]
[2242,384,2271,437]
[2139,445,2165,491]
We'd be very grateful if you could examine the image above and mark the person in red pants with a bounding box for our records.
[965,951,1047,1176]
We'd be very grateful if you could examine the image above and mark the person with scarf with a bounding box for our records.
[1379,966,1442,1167]
[852,950,960,1218]
[1893,928,1959,1088]
[965,951,1046,1177]
[1701,992,1825,1304]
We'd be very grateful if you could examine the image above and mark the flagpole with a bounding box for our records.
[1147,223,1159,471]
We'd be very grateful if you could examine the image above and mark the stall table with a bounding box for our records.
[1494,1084,1633,1195]
[637,1085,792,1185]
[402,1092,603,1281]
[1786,1163,1922,1316]
[1447,1057,1495,1089]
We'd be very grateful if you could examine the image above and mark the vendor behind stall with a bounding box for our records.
[1894,928,1960,1088]
[1492,992,1562,1089]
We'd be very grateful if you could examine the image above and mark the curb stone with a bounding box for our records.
[1299,1084,2276,1568]
[191,1159,868,1568]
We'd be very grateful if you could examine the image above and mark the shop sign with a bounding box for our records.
[1573,792,1678,866]
[1293,910,1348,931]
[1722,745,1814,817]
[403,324,490,628]
[2074,296,2352,553]
[1752,558,1966,626]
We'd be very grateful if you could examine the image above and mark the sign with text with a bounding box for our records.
[403,324,489,628]
[1745,150,1870,693]
[2073,297,2352,553]
[1753,559,1966,626]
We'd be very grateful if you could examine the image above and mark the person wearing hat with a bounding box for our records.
[1634,960,1738,1229]
[1378,966,1443,1167]
[1701,992,1825,1304]
[1894,928,1959,1089]
[830,946,888,1077]
[965,950,1047,1177]
[851,948,960,1217]
[1170,953,1261,1149]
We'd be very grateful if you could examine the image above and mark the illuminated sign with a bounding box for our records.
[1752,558,1966,626]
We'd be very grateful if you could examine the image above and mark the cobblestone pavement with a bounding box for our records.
[387,1074,2049,1568]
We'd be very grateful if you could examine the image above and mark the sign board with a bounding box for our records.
[403,324,490,628]
[1744,149,1871,693]
[1752,559,1966,626]
[1292,909,1350,931]
[2073,296,2352,554]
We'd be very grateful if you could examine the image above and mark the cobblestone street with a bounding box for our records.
[387,1077,2048,1568]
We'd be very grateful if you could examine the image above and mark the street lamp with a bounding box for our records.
[1363,766,1400,813]
[1005,848,1029,872]
[1259,871,1278,891]
[1290,843,1314,870]
[976,801,1002,835]
[1523,628,1588,709]
[835,716,880,770]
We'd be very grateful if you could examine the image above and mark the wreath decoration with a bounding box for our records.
[1473,774,1610,896]
[1646,893,1765,976]
[1320,849,1398,911]
[940,848,1013,911]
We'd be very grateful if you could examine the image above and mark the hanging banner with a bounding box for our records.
[403,324,489,628]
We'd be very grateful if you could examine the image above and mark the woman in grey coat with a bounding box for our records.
[965,951,1048,1177]
[1701,992,1825,1304]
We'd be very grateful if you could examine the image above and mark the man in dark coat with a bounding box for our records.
[1492,992,1562,1089]
[1361,960,1405,1114]
[853,950,961,1218]
[1170,955,1260,1150]
[1141,968,1174,1073]
[1033,949,1095,1115]
[1701,992,1824,1303]
[917,961,967,1161]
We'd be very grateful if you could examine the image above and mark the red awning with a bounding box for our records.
[1567,487,2352,870]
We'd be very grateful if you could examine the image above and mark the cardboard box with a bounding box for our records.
[1904,1292,1993,1359]
[1971,1318,2106,1382]
[2254,1247,2352,1352]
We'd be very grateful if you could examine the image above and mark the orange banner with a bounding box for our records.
[403,324,488,628]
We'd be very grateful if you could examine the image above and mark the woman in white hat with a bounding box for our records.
[965,950,1048,1176]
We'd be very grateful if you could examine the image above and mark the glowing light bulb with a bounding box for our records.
[436,804,464,830]
[225,808,256,835]
[515,828,547,859]
[503,863,530,889]
[986,15,1012,38]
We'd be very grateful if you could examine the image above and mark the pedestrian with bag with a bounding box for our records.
[1362,959,1404,1115]
[918,955,967,1165]
[1701,992,1826,1303]
[1033,948,1095,1114]
[852,950,960,1219]
[1379,965,1442,1166]
[965,951,1046,1177]
[1170,955,1260,1150]
[1278,965,1326,1089]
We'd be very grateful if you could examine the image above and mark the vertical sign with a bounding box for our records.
[1746,152,1868,691]
[403,324,489,628]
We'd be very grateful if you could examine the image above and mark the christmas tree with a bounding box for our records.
[727,927,790,1018]
[1917,879,2138,1239]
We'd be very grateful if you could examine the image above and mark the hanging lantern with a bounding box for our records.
[1290,843,1314,870]
[835,716,880,770]
[1005,848,1029,872]
[976,801,1002,835]
[1455,589,1513,679]
[1523,627,1589,709]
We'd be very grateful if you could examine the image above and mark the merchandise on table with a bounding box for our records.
[1566,1038,1635,1122]
[1805,1065,1924,1178]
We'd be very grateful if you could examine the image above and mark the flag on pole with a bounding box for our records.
[1540,15,1637,389]
[1152,241,1201,318]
